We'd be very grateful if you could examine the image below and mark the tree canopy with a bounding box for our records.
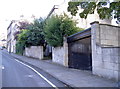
[16,29,29,54]
[44,14,83,47]
[25,18,45,47]
[67,0,120,23]
[16,18,45,54]
[19,21,30,30]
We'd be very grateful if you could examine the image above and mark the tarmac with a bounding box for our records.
[10,53,119,88]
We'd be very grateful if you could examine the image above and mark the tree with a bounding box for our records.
[16,29,29,54]
[16,18,45,54]
[44,14,83,47]
[67,0,120,23]
[26,18,45,47]
[18,29,28,44]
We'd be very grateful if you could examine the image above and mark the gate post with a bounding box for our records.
[90,21,102,75]
[52,37,68,67]
[63,37,68,67]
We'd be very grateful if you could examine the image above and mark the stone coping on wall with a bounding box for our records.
[90,21,120,28]
[100,23,120,28]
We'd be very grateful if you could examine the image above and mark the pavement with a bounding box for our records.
[9,52,119,88]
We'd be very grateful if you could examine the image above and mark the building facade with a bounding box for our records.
[7,20,20,53]
[7,19,31,53]
[47,0,119,29]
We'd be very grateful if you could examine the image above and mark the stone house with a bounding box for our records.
[7,20,19,53]
[7,20,29,53]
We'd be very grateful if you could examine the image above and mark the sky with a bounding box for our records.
[0,0,118,40]
[0,0,65,39]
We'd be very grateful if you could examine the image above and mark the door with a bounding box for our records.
[68,36,92,70]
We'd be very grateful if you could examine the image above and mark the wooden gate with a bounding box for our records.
[67,28,92,70]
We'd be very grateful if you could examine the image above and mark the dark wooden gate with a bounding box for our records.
[67,28,92,70]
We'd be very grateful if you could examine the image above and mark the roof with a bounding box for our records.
[7,21,13,30]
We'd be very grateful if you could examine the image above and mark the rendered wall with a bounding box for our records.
[52,38,68,67]
[24,46,43,60]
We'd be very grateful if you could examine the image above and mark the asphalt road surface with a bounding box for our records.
[2,50,70,88]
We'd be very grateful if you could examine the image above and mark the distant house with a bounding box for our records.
[7,20,29,53]
[47,0,119,29]
[7,20,19,53]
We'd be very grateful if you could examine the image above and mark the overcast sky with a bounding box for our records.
[0,0,117,38]
[0,0,65,38]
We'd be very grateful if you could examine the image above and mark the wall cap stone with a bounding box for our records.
[90,21,99,25]
[100,24,120,28]
[90,21,120,28]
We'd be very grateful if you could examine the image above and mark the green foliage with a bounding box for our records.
[16,18,45,54]
[16,29,28,54]
[44,14,83,47]
[16,41,25,55]
[18,29,28,44]
[19,18,45,47]
[25,19,45,47]
[44,15,63,47]
[67,1,120,23]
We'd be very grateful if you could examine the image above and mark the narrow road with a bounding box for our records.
[2,50,69,88]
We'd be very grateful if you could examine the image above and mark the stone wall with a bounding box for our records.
[24,46,43,60]
[91,21,120,81]
[52,37,68,67]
